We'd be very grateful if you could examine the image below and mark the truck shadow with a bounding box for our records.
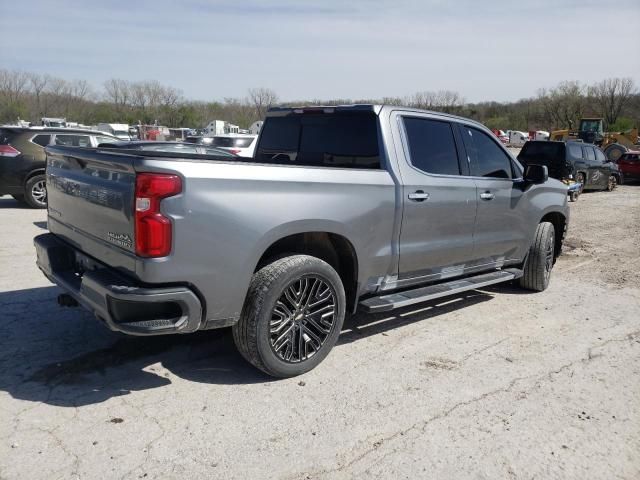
[0,285,493,407]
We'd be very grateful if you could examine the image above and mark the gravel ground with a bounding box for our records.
[1,185,639,480]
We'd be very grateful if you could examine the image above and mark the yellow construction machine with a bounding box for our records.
[550,118,639,161]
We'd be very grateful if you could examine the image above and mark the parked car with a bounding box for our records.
[97,141,236,157]
[518,140,622,192]
[0,127,119,208]
[491,129,509,145]
[210,134,258,157]
[35,104,569,377]
[615,151,640,182]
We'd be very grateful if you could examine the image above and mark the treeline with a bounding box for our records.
[1,69,637,132]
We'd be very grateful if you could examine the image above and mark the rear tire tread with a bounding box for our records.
[232,255,344,377]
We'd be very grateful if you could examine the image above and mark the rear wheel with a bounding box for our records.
[233,255,346,377]
[519,222,555,292]
[607,174,617,191]
[24,174,47,208]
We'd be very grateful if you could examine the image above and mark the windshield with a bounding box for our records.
[254,113,381,169]
[114,130,129,137]
[580,120,602,133]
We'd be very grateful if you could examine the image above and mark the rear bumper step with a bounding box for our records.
[359,268,523,313]
[34,233,203,336]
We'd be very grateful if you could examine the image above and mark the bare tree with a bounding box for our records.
[27,73,49,116]
[103,78,130,110]
[537,81,587,130]
[0,69,29,103]
[248,88,278,120]
[589,78,636,129]
[408,90,464,113]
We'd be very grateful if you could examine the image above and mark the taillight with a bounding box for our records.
[0,145,20,157]
[134,173,182,257]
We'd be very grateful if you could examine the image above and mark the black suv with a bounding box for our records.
[517,140,623,192]
[0,127,119,208]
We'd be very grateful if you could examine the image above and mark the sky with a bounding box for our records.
[1,0,639,103]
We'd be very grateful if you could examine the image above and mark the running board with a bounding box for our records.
[359,268,523,313]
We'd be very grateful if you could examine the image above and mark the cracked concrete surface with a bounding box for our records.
[1,186,639,480]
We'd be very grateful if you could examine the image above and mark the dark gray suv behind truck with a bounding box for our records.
[34,105,569,377]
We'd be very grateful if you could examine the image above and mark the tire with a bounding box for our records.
[24,174,47,208]
[232,255,346,378]
[604,143,627,163]
[519,222,555,292]
[607,174,617,192]
[569,191,578,202]
[575,172,586,193]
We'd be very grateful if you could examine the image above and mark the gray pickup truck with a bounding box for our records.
[34,105,569,377]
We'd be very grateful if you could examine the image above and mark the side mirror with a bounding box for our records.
[524,164,548,184]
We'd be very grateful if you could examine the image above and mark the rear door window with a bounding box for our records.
[54,134,92,147]
[568,143,583,158]
[583,146,596,161]
[460,125,512,179]
[31,134,51,147]
[255,113,380,169]
[402,117,460,175]
[594,148,607,162]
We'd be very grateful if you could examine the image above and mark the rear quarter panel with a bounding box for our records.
[136,159,397,323]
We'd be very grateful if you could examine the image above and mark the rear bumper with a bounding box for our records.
[34,233,203,336]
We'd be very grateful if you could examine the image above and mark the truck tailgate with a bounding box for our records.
[45,146,137,262]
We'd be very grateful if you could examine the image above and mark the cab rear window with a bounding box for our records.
[255,113,381,169]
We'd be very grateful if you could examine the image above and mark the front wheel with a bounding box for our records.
[24,174,47,208]
[607,174,617,191]
[233,255,346,377]
[519,222,555,292]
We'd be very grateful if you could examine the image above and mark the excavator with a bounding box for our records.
[550,118,639,161]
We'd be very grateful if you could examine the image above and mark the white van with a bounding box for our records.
[508,130,529,146]
[96,123,131,141]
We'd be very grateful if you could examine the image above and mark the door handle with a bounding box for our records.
[408,190,430,202]
[480,192,495,200]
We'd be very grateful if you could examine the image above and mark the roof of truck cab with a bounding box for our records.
[266,104,490,130]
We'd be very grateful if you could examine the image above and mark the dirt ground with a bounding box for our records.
[0,183,639,480]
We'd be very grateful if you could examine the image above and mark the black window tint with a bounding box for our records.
[31,134,51,147]
[255,113,380,169]
[583,147,595,161]
[595,148,606,162]
[462,126,512,179]
[402,117,460,175]
[211,137,255,148]
[568,143,583,158]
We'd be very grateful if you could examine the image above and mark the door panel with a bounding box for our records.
[458,124,529,264]
[473,178,529,263]
[393,114,477,280]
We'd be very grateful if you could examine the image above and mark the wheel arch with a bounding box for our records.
[540,211,566,260]
[254,231,359,313]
